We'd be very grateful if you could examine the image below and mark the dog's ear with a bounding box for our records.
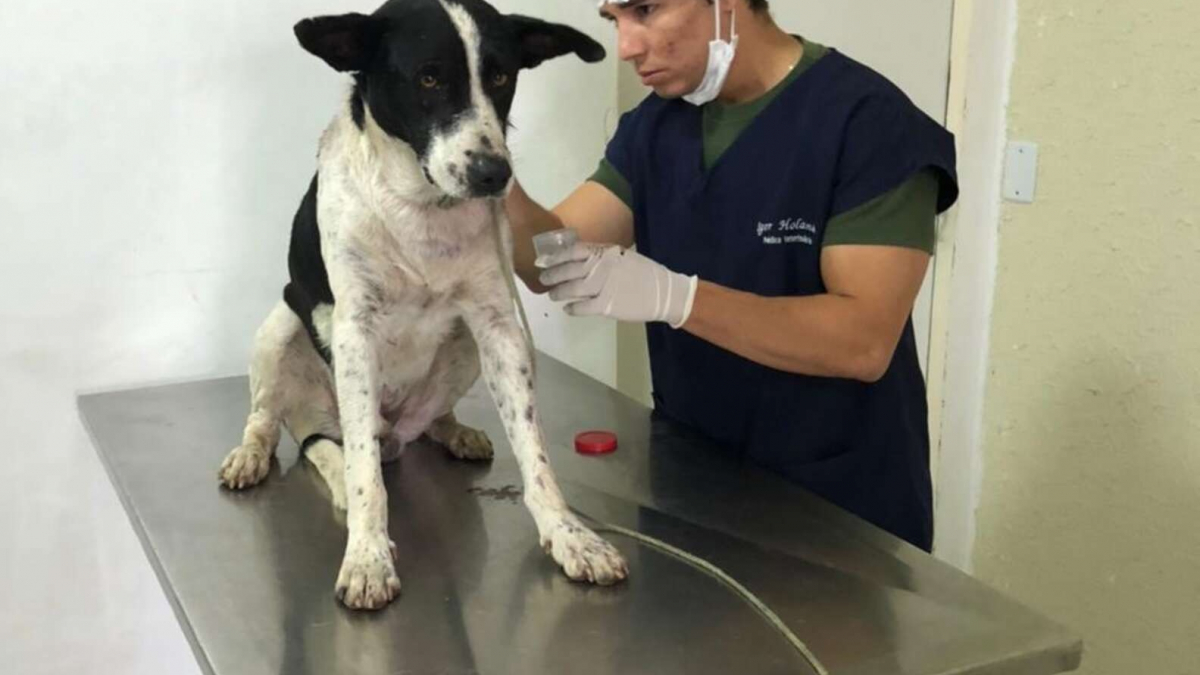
[294,13,387,72]
[507,15,607,69]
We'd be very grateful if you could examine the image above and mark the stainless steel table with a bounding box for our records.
[79,354,1081,675]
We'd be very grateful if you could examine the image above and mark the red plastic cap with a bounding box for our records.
[574,431,618,455]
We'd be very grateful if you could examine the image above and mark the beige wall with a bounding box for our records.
[972,2,1200,673]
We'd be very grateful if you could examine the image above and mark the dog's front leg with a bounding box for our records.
[330,307,401,609]
[460,297,628,585]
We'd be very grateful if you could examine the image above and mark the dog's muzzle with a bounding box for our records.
[466,153,513,197]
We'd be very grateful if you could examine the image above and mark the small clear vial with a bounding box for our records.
[533,228,580,267]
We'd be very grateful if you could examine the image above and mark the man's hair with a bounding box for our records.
[707,0,771,15]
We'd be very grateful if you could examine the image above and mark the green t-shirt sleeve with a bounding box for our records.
[822,169,940,253]
[588,158,634,210]
[591,160,938,253]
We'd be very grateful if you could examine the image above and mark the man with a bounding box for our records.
[506,0,958,551]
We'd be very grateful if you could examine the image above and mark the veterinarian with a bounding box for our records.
[507,0,959,552]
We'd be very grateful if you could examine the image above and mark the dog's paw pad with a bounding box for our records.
[218,445,272,489]
[335,537,402,610]
[543,518,629,586]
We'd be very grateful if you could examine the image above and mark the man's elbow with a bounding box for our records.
[848,343,896,384]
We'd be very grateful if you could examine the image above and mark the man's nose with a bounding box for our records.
[616,25,647,63]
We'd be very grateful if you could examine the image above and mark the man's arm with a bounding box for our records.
[681,245,930,383]
[506,180,634,294]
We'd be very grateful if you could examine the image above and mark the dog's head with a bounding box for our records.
[295,0,606,201]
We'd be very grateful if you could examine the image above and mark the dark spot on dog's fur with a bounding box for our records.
[524,406,533,422]
[538,454,548,465]
[526,378,534,389]
[480,136,493,149]
[357,488,364,496]
[519,365,529,376]
[350,77,367,130]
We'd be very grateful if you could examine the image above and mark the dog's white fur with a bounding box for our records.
[218,2,627,610]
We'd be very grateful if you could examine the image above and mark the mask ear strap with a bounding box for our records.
[713,1,736,44]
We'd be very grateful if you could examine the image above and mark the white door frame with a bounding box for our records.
[925,0,1018,570]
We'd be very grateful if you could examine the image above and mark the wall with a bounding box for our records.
[972,1,1200,673]
[0,1,613,672]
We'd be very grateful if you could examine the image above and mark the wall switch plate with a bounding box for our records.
[1003,141,1039,203]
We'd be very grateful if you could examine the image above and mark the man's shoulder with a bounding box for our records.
[815,49,923,112]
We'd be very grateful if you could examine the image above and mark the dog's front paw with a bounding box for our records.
[438,424,494,461]
[218,445,272,489]
[542,516,629,586]
[335,536,402,610]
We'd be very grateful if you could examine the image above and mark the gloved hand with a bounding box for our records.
[536,243,698,328]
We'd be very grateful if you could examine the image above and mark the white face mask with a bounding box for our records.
[683,1,738,106]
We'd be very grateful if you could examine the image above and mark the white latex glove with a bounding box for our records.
[537,244,698,328]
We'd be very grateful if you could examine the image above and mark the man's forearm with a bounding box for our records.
[682,281,904,383]
[506,181,563,294]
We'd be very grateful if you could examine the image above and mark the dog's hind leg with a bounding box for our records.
[427,411,493,461]
[220,300,340,491]
[422,324,493,461]
[219,302,297,489]
[301,438,347,512]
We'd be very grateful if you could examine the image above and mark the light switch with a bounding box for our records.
[1003,141,1039,203]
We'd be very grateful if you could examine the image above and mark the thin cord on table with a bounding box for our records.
[581,515,831,675]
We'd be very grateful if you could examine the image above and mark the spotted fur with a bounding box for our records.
[217,0,623,610]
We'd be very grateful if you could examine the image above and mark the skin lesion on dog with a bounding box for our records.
[219,0,626,612]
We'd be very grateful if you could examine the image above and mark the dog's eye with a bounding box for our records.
[420,74,440,89]
[491,72,510,88]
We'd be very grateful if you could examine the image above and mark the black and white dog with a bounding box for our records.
[218,0,627,610]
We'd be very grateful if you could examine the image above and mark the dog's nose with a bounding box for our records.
[466,154,512,195]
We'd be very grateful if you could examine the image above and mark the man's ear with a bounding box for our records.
[507,15,607,69]
[294,13,387,73]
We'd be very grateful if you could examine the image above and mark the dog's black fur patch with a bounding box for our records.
[300,433,341,455]
[350,77,367,130]
[284,0,606,362]
[295,0,604,165]
[284,174,335,364]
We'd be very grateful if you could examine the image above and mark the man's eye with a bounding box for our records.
[636,4,657,18]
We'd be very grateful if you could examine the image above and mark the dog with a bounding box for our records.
[217,0,628,610]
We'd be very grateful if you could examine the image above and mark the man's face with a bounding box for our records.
[599,0,720,98]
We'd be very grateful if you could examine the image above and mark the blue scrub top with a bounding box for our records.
[605,49,959,551]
